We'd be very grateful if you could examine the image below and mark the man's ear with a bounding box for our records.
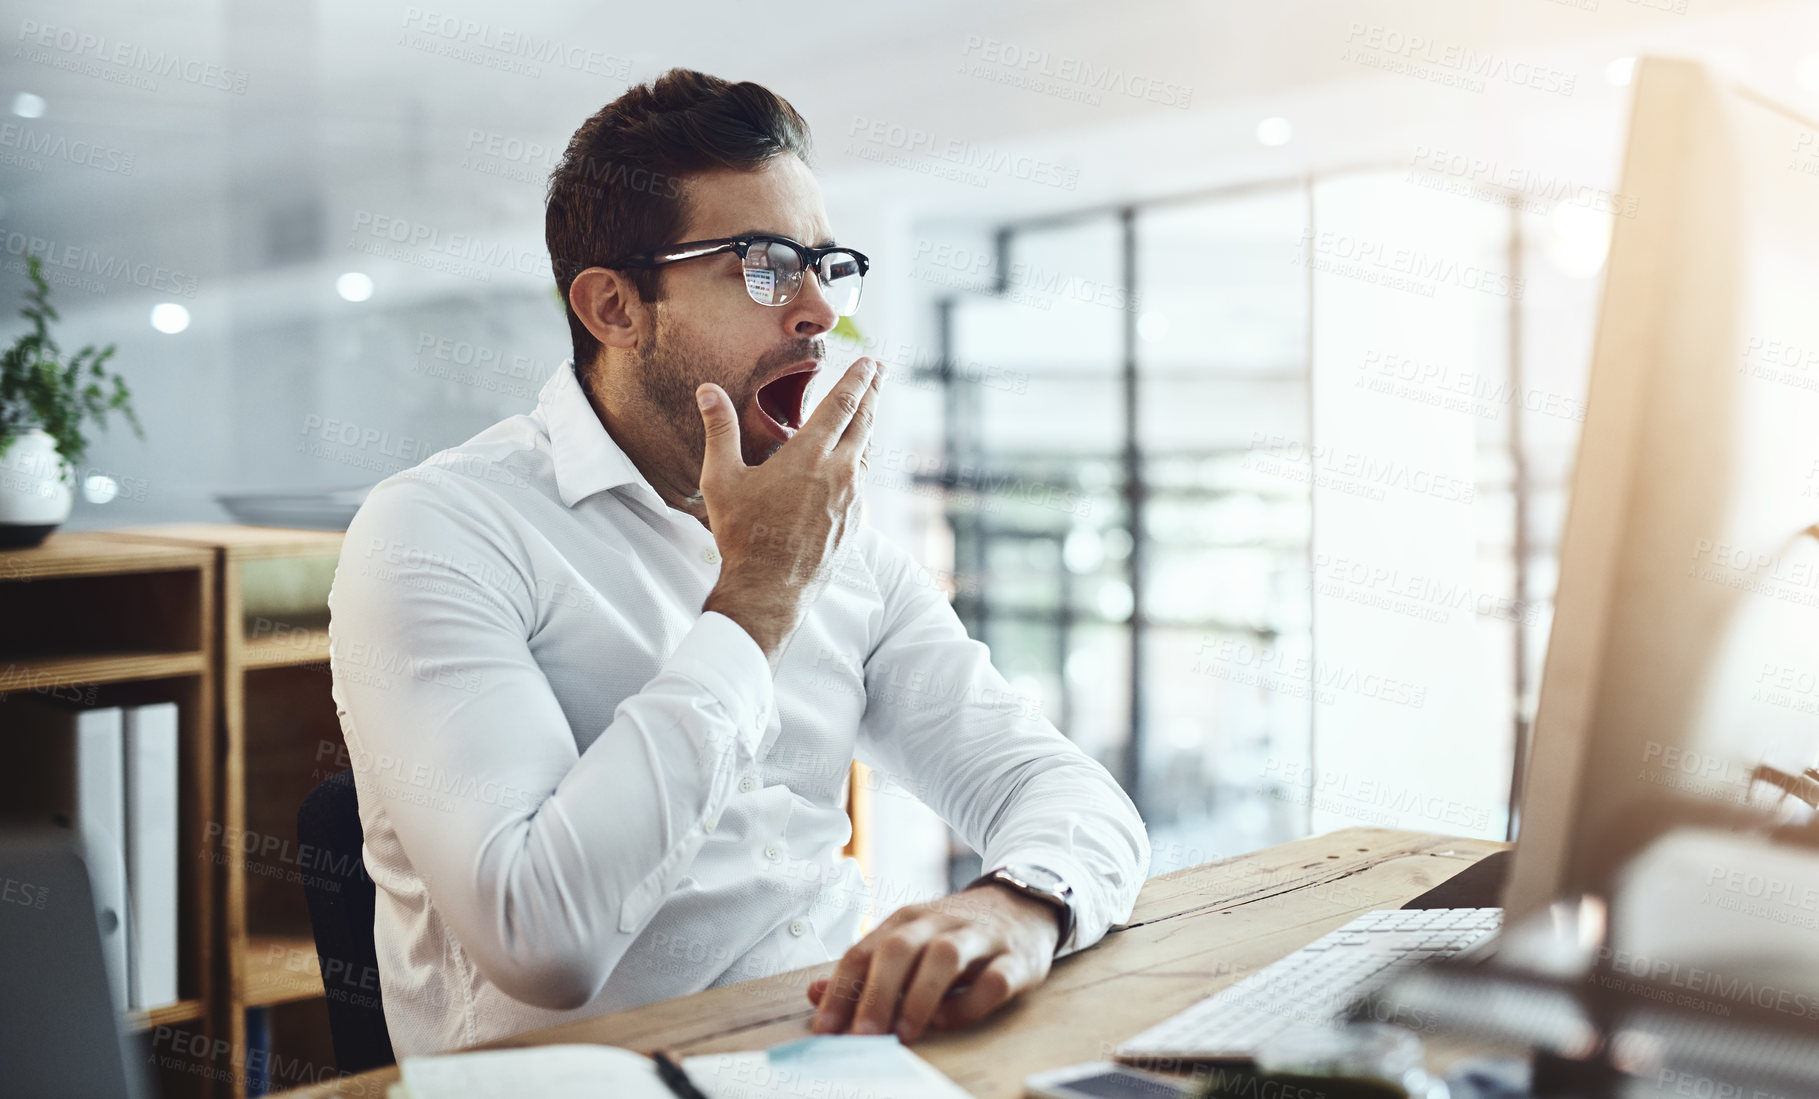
[569,267,648,352]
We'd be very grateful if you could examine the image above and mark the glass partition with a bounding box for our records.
[920,168,1593,885]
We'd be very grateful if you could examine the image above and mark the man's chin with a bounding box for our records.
[734,407,788,465]
[742,438,784,466]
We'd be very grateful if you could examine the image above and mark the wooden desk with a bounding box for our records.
[271,826,1505,1098]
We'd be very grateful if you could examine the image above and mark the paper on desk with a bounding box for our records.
[393,1044,674,1099]
[387,1036,971,1099]
[683,1035,973,1099]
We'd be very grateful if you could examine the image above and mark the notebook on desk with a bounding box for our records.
[386,1035,972,1099]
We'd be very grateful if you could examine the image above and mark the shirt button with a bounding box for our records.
[739,776,757,793]
[765,845,782,862]
[788,919,807,936]
[702,819,715,835]
[703,548,720,564]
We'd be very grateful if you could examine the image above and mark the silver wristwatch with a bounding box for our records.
[968,863,1076,955]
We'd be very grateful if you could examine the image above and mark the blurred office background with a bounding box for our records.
[7,0,1819,914]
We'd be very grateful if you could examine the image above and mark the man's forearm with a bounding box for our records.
[703,568,797,671]
[980,758,1149,958]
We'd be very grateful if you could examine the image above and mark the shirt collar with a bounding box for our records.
[540,359,666,511]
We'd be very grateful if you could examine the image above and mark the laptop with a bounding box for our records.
[0,829,152,1099]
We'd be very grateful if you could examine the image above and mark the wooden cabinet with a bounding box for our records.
[90,524,345,1097]
[0,532,217,1095]
[16,521,874,1097]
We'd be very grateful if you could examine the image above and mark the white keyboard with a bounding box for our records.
[1114,907,1503,1063]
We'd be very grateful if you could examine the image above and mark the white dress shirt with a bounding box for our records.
[326,359,1150,1058]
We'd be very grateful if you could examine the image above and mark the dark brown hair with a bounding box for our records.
[545,69,814,370]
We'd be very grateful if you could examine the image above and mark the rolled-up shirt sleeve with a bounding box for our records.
[328,476,773,1010]
[853,542,1150,958]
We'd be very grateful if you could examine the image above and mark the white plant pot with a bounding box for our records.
[0,428,74,547]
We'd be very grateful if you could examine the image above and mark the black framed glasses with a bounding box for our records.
[611,234,869,316]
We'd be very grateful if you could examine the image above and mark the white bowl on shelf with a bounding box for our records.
[214,485,373,531]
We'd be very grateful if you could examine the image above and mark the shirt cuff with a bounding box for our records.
[666,610,775,759]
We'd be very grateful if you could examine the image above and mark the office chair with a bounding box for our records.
[298,768,396,1073]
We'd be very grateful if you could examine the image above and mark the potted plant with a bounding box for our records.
[0,255,142,547]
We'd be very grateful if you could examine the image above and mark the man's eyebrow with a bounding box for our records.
[736,228,838,249]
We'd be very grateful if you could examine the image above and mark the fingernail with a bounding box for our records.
[852,1019,883,1035]
[894,1023,913,1043]
[696,387,715,410]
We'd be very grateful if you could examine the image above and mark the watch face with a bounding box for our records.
[1010,864,1064,893]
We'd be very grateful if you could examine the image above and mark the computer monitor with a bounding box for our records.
[1503,58,1819,923]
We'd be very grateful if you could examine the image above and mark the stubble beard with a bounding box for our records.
[638,320,819,475]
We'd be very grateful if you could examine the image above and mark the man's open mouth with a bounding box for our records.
[754,365,818,434]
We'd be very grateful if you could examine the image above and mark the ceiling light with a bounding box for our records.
[1255,117,1294,147]
[83,475,120,504]
[336,272,374,302]
[150,303,190,334]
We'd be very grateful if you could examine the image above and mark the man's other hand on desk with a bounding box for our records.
[805,882,1060,1043]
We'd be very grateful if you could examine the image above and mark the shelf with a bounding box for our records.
[0,532,213,581]
[0,649,206,691]
[241,628,331,670]
[123,998,207,1032]
[242,934,325,1008]
[87,524,344,562]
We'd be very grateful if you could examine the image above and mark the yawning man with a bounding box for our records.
[328,68,1149,1058]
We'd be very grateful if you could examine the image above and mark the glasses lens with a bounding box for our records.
[744,240,804,306]
[819,251,864,316]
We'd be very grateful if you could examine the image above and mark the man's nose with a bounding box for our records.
[788,268,839,336]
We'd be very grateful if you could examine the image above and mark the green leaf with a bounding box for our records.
[0,258,137,467]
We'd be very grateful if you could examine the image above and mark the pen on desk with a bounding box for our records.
[652,1048,712,1099]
